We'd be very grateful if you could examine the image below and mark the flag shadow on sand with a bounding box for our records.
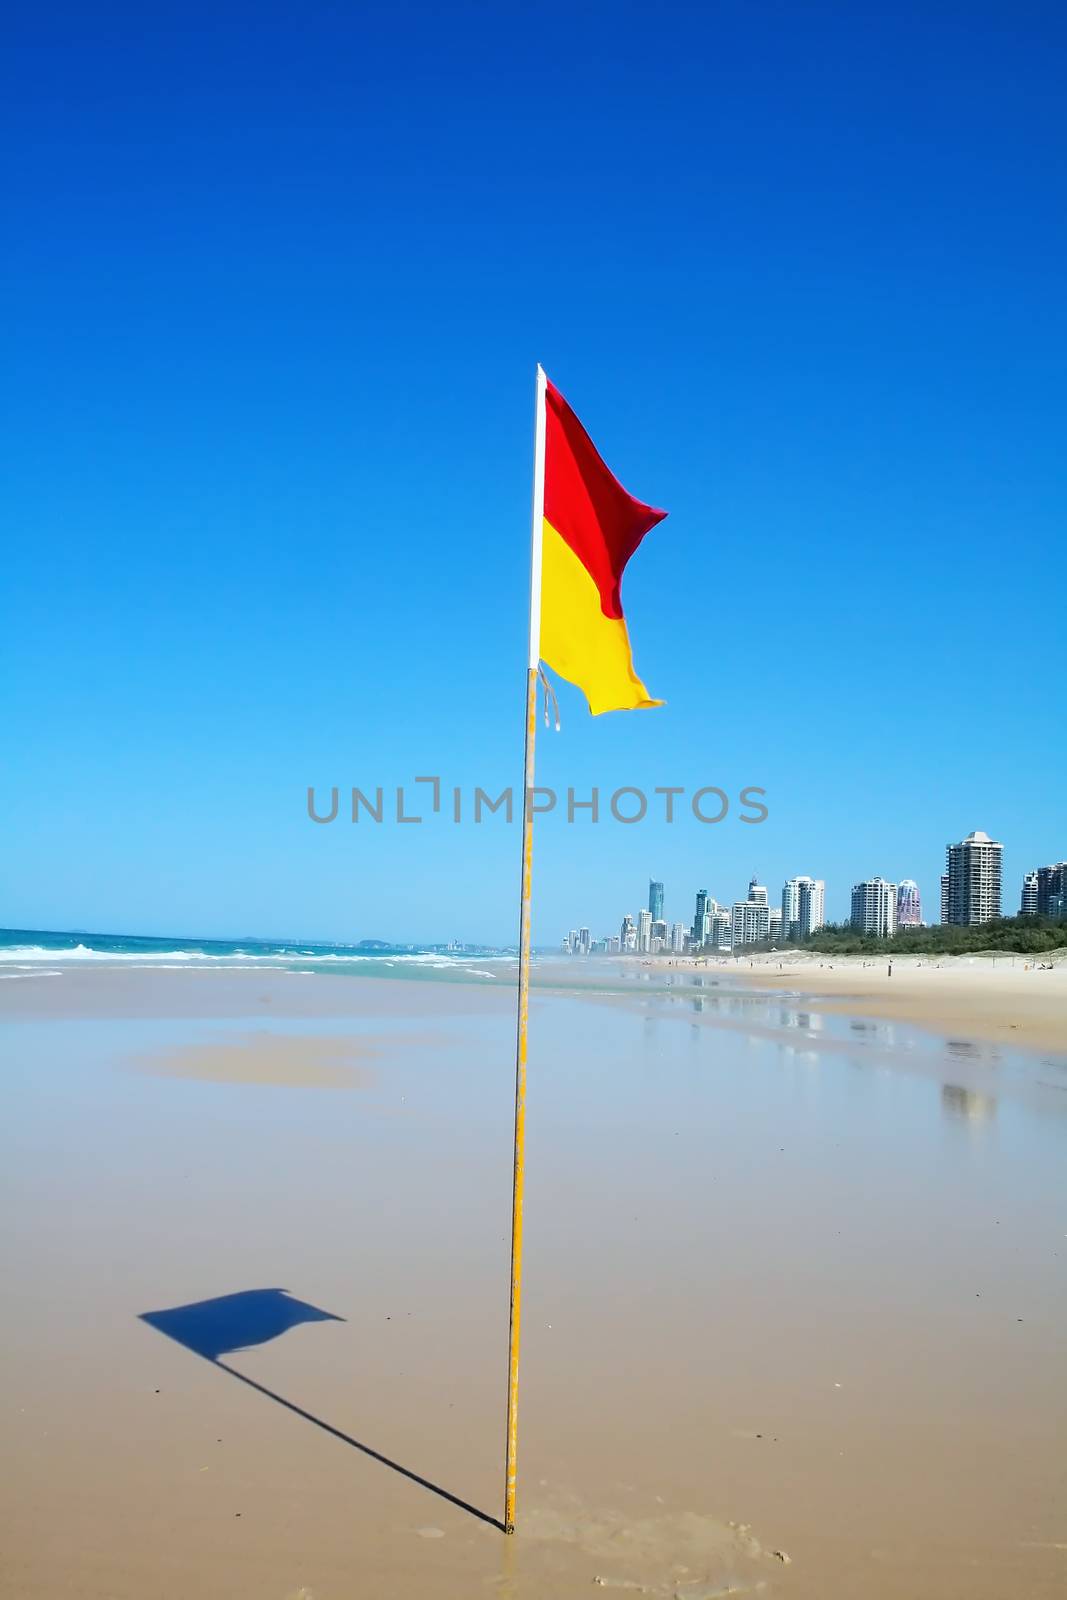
[139,1288,501,1530]
[141,1287,342,1360]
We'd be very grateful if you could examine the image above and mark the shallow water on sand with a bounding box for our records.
[1,973,1064,1599]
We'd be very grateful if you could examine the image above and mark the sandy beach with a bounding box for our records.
[2,964,1065,1599]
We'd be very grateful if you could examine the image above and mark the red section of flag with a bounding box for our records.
[543,379,666,620]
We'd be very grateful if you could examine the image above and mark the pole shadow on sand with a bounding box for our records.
[139,1288,502,1530]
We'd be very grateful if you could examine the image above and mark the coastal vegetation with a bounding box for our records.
[727,915,1067,958]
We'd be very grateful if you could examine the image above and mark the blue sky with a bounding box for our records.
[4,2,1065,944]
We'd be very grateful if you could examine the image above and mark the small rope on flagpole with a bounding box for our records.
[538,664,560,731]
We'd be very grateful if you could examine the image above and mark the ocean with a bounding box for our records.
[0,926,516,980]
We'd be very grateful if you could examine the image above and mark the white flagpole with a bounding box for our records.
[504,362,547,1534]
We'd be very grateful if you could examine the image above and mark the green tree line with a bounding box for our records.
[794,915,1067,957]
[708,915,1067,958]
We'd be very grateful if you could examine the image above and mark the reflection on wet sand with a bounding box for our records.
[942,1083,997,1121]
[573,968,1067,1129]
[777,1007,822,1033]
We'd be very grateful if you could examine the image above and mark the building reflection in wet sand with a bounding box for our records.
[942,1082,997,1121]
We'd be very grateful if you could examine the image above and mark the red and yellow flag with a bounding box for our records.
[539,377,666,715]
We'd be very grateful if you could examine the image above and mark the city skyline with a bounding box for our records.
[562,830,1064,955]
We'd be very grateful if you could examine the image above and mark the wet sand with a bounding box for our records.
[642,952,1067,1056]
[1,967,1065,1598]
[136,1030,382,1089]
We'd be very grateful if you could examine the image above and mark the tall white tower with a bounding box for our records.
[944,832,1002,925]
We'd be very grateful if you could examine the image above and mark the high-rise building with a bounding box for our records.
[781,879,799,939]
[670,921,687,953]
[1022,861,1067,917]
[730,879,771,948]
[781,876,826,941]
[648,879,664,923]
[940,874,949,924]
[768,907,782,943]
[577,927,591,955]
[620,913,636,952]
[851,878,896,937]
[1041,862,1067,913]
[1020,872,1039,916]
[944,831,1002,925]
[731,899,770,947]
[692,892,730,949]
[896,879,922,927]
[637,908,652,953]
[651,919,668,947]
